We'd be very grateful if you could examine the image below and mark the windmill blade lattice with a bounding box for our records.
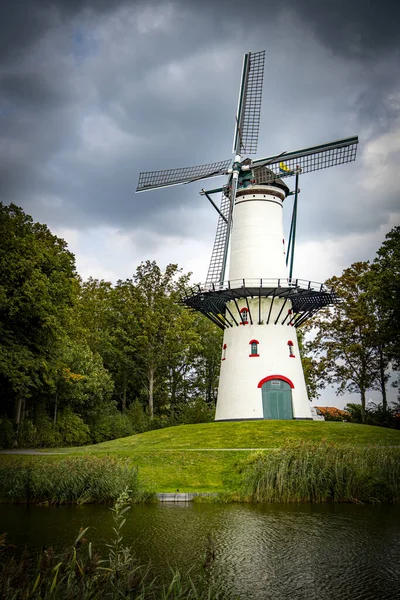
[233,50,265,156]
[252,136,358,183]
[137,159,231,192]
[205,191,231,287]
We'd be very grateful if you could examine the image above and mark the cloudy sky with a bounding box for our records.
[2,0,399,406]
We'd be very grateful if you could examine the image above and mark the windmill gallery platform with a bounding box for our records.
[136,50,358,422]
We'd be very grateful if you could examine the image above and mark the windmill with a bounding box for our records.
[136,50,358,421]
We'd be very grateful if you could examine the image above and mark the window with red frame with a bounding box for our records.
[287,340,295,357]
[249,339,259,357]
[240,307,248,324]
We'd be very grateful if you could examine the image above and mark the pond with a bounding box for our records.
[1,502,399,599]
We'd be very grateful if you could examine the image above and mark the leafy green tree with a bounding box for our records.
[0,203,77,426]
[363,226,400,405]
[77,278,140,413]
[133,261,195,418]
[297,328,319,401]
[308,262,381,422]
[189,316,223,406]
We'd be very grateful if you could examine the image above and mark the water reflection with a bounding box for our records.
[1,503,399,599]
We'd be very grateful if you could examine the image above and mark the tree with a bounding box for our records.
[189,316,222,406]
[0,203,77,426]
[363,226,400,404]
[297,328,319,401]
[133,261,195,418]
[307,262,381,422]
[77,278,140,413]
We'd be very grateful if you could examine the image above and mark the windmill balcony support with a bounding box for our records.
[182,278,336,330]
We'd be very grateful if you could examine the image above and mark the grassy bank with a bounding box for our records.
[239,442,400,503]
[0,421,399,501]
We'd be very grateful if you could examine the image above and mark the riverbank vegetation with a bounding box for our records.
[0,421,399,502]
[239,442,400,504]
[0,491,228,599]
[0,456,152,505]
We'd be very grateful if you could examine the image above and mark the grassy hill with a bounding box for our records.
[46,420,399,493]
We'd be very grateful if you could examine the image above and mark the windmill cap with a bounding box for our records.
[254,167,290,196]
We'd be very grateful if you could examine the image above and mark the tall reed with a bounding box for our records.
[0,490,228,599]
[0,456,153,504]
[239,442,400,503]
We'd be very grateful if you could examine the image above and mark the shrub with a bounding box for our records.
[90,412,134,443]
[0,418,14,449]
[56,409,90,446]
[126,399,151,433]
[176,398,215,425]
[17,419,37,448]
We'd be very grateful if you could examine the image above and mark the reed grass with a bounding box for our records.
[239,442,400,503]
[0,490,228,599]
[0,456,153,504]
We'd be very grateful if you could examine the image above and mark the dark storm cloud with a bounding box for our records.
[287,0,400,59]
[0,0,398,244]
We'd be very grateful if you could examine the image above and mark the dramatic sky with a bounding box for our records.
[2,0,399,405]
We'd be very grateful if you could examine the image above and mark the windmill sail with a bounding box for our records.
[136,159,231,192]
[205,191,231,287]
[252,136,358,183]
[233,50,265,156]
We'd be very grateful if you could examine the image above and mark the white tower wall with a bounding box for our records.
[215,297,310,420]
[215,183,312,421]
[229,186,287,281]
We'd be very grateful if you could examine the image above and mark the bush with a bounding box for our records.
[176,398,215,425]
[17,419,37,448]
[126,400,151,433]
[239,442,400,504]
[56,409,90,446]
[34,409,62,448]
[0,418,14,449]
[0,456,152,504]
[90,412,134,443]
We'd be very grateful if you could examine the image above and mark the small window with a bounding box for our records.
[222,343,227,361]
[240,308,248,324]
[249,339,259,357]
[287,340,295,358]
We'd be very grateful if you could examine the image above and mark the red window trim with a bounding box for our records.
[240,307,248,325]
[249,339,259,357]
[257,375,295,389]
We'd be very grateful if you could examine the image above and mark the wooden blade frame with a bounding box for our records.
[232,50,265,156]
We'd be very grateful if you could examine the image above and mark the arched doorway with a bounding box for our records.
[258,376,294,420]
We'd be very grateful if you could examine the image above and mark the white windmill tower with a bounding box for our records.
[136,50,358,421]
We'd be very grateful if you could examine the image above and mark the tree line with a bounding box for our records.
[0,203,398,447]
[304,226,400,423]
[0,203,222,447]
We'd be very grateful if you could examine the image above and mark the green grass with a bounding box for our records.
[49,420,400,453]
[2,421,400,495]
